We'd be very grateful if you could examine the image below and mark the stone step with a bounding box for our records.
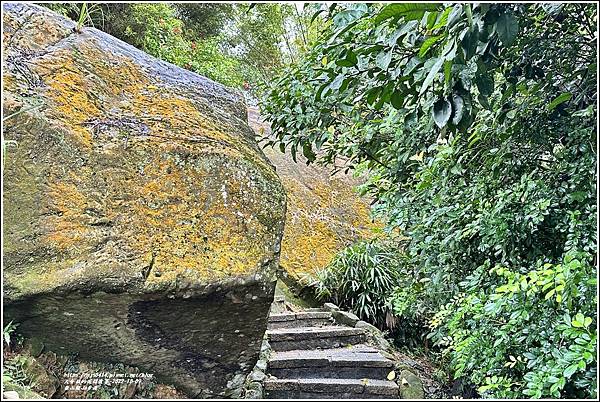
[264,378,399,399]
[269,311,331,322]
[268,346,394,379]
[267,311,332,329]
[267,326,365,351]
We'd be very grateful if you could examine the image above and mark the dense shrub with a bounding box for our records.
[311,240,402,329]
[261,3,597,399]
[112,4,244,88]
[429,250,596,398]
[312,238,433,347]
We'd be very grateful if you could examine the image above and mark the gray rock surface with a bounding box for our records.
[323,302,340,312]
[356,321,394,353]
[247,107,379,286]
[333,310,361,327]
[399,369,425,399]
[356,320,378,331]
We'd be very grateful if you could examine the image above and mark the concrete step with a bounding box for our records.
[267,326,365,351]
[268,345,394,379]
[264,378,399,399]
[268,311,332,329]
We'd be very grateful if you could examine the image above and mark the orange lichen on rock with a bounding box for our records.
[3,5,285,397]
[4,16,285,299]
[41,57,101,147]
[43,180,90,250]
[275,170,381,283]
[128,155,272,286]
[248,106,381,284]
[32,40,274,179]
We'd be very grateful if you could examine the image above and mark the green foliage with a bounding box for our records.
[2,355,30,388]
[3,321,20,348]
[173,3,235,39]
[261,3,597,399]
[42,3,244,87]
[226,4,291,82]
[75,3,87,31]
[74,3,105,33]
[429,250,596,398]
[43,2,104,31]
[311,240,402,329]
[41,3,315,89]
[110,4,245,88]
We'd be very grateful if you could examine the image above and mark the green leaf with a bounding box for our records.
[432,7,452,29]
[443,60,453,87]
[387,20,419,46]
[464,4,473,26]
[336,59,354,67]
[572,319,583,328]
[333,8,366,27]
[446,5,463,28]
[302,142,316,163]
[310,8,326,23]
[420,57,444,94]
[374,3,441,24]
[433,98,452,128]
[329,74,345,91]
[376,51,393,70]
[478,93,491,110]
[366,87,382,105]
[547,92,572,110]
[327,19,361,45]
[461,28,479,60]
[335,49,358,67]
[315,82,328,101]
[419,35,444,58]
[495,11,519,45]
[426,11,438,30]
[457,108,474,132]
[563,364,578,378]
[391,90,404,109]
[475,73,494,96]
[451,93,464,124]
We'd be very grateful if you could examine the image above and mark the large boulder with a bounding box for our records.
[247,107,379,285]
[2,3,286,398]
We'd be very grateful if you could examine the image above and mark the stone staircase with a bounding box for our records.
[263,297,399,399]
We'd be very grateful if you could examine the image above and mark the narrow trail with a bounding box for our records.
[262,297,399,399]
